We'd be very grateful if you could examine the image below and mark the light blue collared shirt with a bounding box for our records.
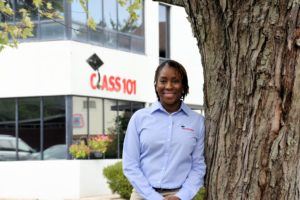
[123,101,206,200]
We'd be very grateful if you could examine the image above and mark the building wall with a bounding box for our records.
[0,2,203,106]
[0,159,121,199]
[170,6,204,105]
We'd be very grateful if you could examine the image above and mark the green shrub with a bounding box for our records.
[69,141,90,159]
[103,161,133,199]
[103,161,206,200]
[193,187,205,200]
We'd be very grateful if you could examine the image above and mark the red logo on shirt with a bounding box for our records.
[181,126,194,132]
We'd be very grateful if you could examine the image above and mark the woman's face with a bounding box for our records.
[155,65,184,112]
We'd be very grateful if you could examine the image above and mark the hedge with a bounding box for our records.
[103,161,205,200]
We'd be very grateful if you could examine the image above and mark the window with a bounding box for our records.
[71,0,144,53]
[159,4,170,61]
[40,0,65,40]
[71,0,87,41]
[0,99,16,161]
[88,98,104,136]
[0,96,145,161]
[72,97,88,140]
[18,98,40,159]
[42,96,66,160]
[15,0,38,21]
[88,0,105,44]
[1,0,66,40]
[15,0,39,39]
[103,0,117,30]
[2,1,144,53]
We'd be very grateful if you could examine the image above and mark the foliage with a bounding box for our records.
[88,134,112,154]
[103,161,133,199]
[0,0,142,51]
[69,140,90,159]
[0,0,61,51]
[193,187,205,200]
[103,161,205,200]
[0,7,33,51]
[105,114,130,158]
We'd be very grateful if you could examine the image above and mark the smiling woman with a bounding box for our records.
[154,60,189,113]
[122,60,206,200]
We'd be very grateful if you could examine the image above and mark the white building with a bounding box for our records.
[0,1,203,159]
[0,1,204,199]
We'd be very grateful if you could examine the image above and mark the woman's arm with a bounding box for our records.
[122,114,164,200]
[174,118,206,200]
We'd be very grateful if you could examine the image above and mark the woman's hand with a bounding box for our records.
[163,195,180,200]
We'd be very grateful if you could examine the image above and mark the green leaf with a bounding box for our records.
[33,0,42,8]
[46,2,53,10]
[87,17,96,30]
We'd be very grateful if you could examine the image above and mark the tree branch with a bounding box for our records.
[153,0,184,7]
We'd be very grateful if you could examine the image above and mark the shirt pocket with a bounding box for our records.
[139,123,168,152]
[172,123,197,152]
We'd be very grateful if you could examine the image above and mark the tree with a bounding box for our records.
[155,0,300,199]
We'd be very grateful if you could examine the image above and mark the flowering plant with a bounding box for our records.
[69,141,90,159]
[88,134,112,154]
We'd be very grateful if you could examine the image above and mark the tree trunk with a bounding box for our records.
[155,0,300,199]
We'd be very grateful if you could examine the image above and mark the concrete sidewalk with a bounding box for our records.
[0,194,124,200]
[78,194,124,200]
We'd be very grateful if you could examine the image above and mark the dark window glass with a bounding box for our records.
[102,99,117,158]
[42,96,66,160]
[105,100,144,158]
[0,99,16,161]
[19,98,40,160]
[159,4,170,59]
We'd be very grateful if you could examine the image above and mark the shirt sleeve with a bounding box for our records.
[122,113,164,200]
[175,117,206,200]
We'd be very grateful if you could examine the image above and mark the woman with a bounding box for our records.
[123,60,206,200]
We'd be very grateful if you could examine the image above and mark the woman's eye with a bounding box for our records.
[159,80,167,83]
[172,80,180,84]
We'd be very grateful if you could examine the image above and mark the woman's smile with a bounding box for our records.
[155,65,183,113]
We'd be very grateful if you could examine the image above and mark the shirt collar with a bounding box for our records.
[150,101,191,116]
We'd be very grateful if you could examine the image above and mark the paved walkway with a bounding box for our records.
[0,194,125,200]
[79,194,124,200]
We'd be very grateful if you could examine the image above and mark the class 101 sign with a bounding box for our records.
[90,73,137,95]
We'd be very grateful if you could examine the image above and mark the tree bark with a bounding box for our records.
[155,0,300,199]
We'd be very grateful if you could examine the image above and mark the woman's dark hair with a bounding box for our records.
[154,59,189,100]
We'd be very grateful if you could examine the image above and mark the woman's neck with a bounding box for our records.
[161,101,182,114]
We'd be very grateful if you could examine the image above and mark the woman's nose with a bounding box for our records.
[165,81,173,88]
